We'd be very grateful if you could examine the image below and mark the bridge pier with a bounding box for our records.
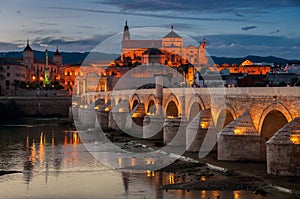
[267,117,300,176]
[96,103,110,131]
[78,105,97,129]
[163,117,188,146]
[109,99,130,130]
[186,110,211,152]
[143,115,164,139]
[217,111,261,161]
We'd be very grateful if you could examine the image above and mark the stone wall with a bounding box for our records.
[0,97,72,117]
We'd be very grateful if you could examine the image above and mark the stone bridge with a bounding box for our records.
[73,85,300,176]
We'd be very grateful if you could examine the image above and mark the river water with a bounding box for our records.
[0,118,296,199]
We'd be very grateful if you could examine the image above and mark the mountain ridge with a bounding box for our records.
[0,51,299,65]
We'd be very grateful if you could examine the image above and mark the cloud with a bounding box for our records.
[241,26,257,31]
[235,13,244,17]
[97,0,300,13]
[31,34,114,52]
[204,34,300,59]
[0,42,20,51]
[268,29,280,34]
[47,6,262,23]
[27,29,62,35]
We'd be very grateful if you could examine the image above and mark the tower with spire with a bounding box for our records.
[23,39,34,68]
[53,46,62,66]
[123,21,130,41]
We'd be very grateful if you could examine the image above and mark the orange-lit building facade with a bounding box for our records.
[120,22,208,68]
[217,59,271,75]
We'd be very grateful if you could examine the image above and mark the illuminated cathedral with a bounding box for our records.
[119,21,208,68]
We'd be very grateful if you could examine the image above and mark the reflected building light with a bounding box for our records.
[200,176,206,181]
[26,134,29,150]
[52,132,55,146]
[64,134,68,146]
[30,140,36,164]
[233,190,241,199]
[39,134,45,165]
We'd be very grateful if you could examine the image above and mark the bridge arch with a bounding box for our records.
[146,94,157,115]
[258,102,293,135]
[187,95,205,121]
[164,94,180,117]
[129,94,141,111]
[215,103,237,129]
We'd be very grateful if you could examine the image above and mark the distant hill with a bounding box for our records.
[0,51,119,65]
[0,51,299,65]
[210,55,300,65]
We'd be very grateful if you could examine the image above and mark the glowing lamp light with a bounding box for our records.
[119,108,126,112]
[234,128,243,135]
[32,76,36,81]
[146,170,155,177]
[167,115,176,119]
[105,107,110,112]
[200,176,206,181]
[94,106,99,110]
[200,121,209,129]
[132,113,138,118]
[290,134,300,145]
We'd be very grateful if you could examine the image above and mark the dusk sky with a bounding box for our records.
[0,0,300,59]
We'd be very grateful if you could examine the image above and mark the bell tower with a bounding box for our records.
[123,21,130,40]
[23,39,34,67]
[53,46,62,66]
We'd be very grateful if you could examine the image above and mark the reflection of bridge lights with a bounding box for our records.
[233,190,241,199]
[290,134,300,144]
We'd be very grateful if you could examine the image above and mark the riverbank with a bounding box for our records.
[104,130,300,198]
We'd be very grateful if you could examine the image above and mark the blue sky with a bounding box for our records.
[0,0,300,59]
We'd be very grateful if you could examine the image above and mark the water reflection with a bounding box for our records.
[0,120,294,198]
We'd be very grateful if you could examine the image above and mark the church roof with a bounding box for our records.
[163,30,182,39]
[23,40,33,51]
[122,40,162,49]
[54,46,61,56]
[142,48,163,55]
